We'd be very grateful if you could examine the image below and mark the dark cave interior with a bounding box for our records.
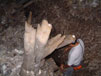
[0,0,101,76]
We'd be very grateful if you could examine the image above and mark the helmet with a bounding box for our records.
[72,35,76,43]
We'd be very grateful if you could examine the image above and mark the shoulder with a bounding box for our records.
[77,39,85,51]
[77,39,84,43]
[77,39,84,46]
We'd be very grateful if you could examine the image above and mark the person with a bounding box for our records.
[60,35,85,76]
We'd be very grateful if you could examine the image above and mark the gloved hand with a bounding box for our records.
[60,64,65,72]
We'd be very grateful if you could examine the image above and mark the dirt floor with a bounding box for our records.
[0,0,101,76]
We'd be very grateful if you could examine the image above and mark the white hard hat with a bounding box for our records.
[72,35,76,43]
[72,35,75,38]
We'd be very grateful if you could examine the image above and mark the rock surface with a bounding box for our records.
[0,0,101,76]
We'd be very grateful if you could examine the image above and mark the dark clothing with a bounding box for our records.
[63,67,74,76]
[63,61,83,76]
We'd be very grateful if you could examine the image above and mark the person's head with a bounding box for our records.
[71,35,78,45]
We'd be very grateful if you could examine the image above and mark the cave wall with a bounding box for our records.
[0,0,101,76]
[25,0,101,76]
